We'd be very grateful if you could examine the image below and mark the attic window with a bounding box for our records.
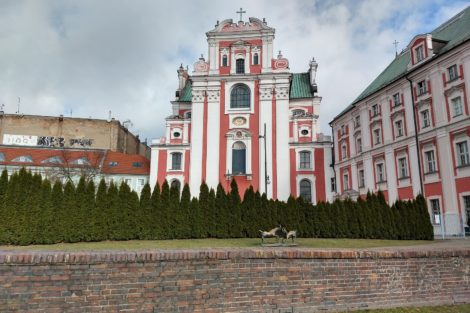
[109,161,118,167]
[12,155,33,163]
[71,157,90,165]
[133,162,142,168]
[42,156,63,164]
[415,45,424,62]
[0,153,5,162]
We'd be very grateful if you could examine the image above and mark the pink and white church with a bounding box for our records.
[149,15,334,203]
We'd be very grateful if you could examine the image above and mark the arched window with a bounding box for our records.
[42,156,63,164]
[184,111,191,119]
[170,179,181,193]
[232,141,246,175]
[222,55,228,67]
[236,59,245,74]
[253,53,259,65]
[299,151,311,169]
[71,157,90,165]
[171,152,182,170]
[299,179,312,202]
[12,155,32,163]
[230,84,250,109]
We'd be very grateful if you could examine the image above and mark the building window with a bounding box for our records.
[417,80,427,96]
[299,151,311,169]
[343,173,349,191]
[132,162,142,168]
[253,53,259,65]
[230,84,250,108]
[392,93,400,106]
[331,177,336,192]
[0,153,5,162]
[421,110,430,128]
[71,157,89,165]
[138,178,145,186]
[171,152,182,170]
[124,178,132,185]
[170,179,181,193]
[299,179,312,202]
[395,120,404,137]
[456,141,470,167]
[356,137,362,153]
[448,64,458,81]
[222,55,228,67]
[398,157,408,178]
[232,141,246,174]
[464,196,470,228]
[185,111,192,119]
[415,45,424,62]
[341,145,347,160]
[12,155,33,163]
[374,129,381,145]
[355,115,361,128]
[430,199,441,224]
[371,104,379,117]
[236,59,245,74]
[340,125,346,135]
[425,150,436,173]
[42,156,63,164]
[376,163,385,183]
[451,97,463,117]
[358,169,365,188]
[292,109,304,117]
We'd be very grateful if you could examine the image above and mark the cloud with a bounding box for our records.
[0,0,467,141]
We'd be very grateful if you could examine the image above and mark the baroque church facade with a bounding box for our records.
[149,16,334,203]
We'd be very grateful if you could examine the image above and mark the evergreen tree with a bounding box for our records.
[159,180,171,239]
[106,182,120,240]
[196,182,210,238]
[179,184,192,238]
[207,188,217,238]
[36,179,52,244]
[62,180,77,242]
[228,179,242,237]
[241,186,256,237]
[168,182,181,239]
[83,180,96,241]
[50,180,64,243]
[94,178,108,241]
[138,183,152,239]
[215,184,229,238]
[149,182,161,239]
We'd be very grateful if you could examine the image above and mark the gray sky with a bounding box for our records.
[0,0,468,142]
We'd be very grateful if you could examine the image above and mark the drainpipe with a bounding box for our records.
[406,76,424,195]
[330,124,337,197]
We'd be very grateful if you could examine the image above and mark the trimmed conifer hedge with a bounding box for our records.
[0,168,434,245]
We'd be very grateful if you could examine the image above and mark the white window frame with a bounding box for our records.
[456,140,470,167]
[421,109,430,128]
[373,128,381,145]
[358,168,365,188]
[343,173,349,191]
[451,96,463,118]
[395,120,404,137]
[371,104,379,117]
[296,147,314,171]
[428,197,442,225]
[448,64,458,81]
[375,162,386,183]
[423,148,437,174]
[341,144,347,160]
[167,149,185,172]
[392,93,400,107]
[224,81,255,114]
[415,45,424,62]
[417,80,427,96]
[356,137,362,153]
[296,174,316,204]
[397,157,408,179]
[298,150,312,170]
[355,115,361,128]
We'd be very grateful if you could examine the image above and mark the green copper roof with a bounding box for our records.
[290,73,314,99]
[331,5,470,123]
[179,80,192,102]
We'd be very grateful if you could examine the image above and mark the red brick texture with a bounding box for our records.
[0,248,469,312]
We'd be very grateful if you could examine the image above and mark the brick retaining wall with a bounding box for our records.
[1,248,469,312]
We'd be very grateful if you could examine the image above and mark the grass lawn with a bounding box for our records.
[0,238,435,251]
[347,304,470,312]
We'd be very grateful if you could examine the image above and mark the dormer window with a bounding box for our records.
[448,64,458,81]
[415,45,424,62]
[12,155,33,163]
[71,157,90,165]
[42,156,63,164]
[417,80,427,96]
[0,153,4,162]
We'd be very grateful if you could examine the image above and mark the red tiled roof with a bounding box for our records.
[0,146,149,175]
[101,150,150,175]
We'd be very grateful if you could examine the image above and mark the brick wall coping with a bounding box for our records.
[1,247,469,265]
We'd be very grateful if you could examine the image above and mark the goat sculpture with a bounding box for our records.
[286,230,297,243]
[259,225,287,243]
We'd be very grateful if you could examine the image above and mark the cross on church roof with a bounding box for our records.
[236,8,246,22]
[393,40,399,56]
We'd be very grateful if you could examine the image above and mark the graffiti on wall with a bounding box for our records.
[70,138,94,147]
[3,134,93,148]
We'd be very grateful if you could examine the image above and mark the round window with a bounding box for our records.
[173,132,181,138]
[301,129,309,135]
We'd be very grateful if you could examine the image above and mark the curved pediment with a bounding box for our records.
[207,17,274,34]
